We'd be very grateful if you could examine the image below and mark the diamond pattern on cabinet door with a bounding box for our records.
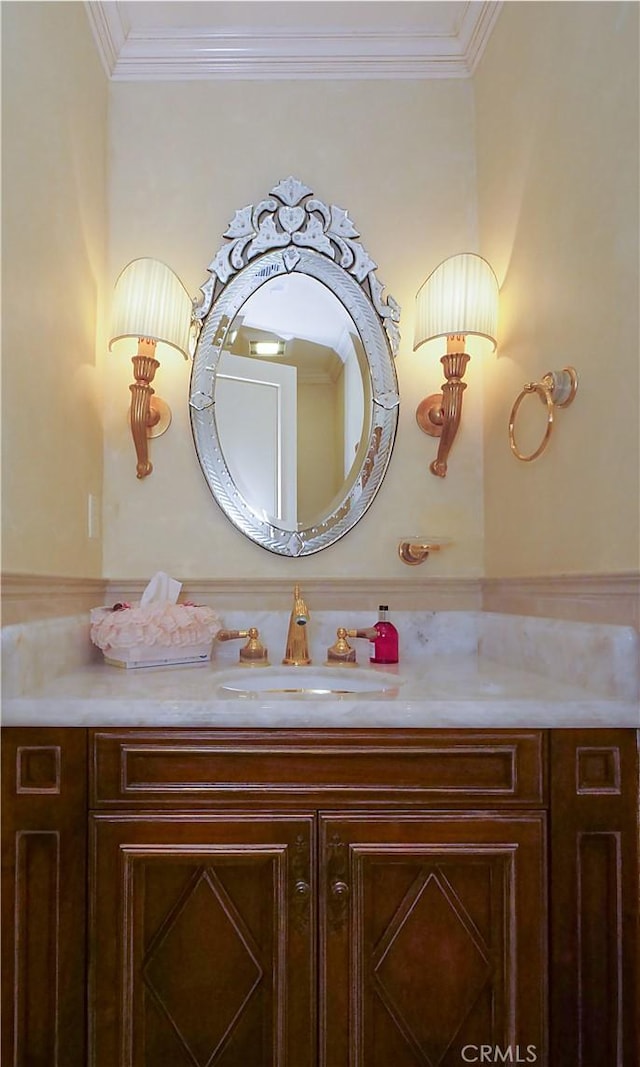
[142,866,264,1066]
[372,867,493,1067]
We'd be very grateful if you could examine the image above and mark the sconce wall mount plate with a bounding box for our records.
[416,393,445,437]
[144,397,172,438]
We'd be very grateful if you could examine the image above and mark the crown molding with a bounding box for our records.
[458,0,503,74]
[84,2,502,82]
[83,0,128,79]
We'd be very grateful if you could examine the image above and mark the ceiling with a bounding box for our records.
[85,1,502,80]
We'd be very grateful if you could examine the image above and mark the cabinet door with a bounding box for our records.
[90,813,315,1067]
[320,813,547,1067]
[549,729,639,1066]
[1,727,88,1067]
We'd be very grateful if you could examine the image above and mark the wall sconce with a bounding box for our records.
[109,258,192,479]
[414,253,499,477]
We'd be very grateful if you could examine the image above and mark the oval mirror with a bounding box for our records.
[190,177,400,556]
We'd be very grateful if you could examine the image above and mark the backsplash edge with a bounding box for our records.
[2,572,638,629]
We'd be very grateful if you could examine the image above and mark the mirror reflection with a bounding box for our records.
[216,273,371,530]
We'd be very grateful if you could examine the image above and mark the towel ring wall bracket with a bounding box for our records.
[508,366,578,462]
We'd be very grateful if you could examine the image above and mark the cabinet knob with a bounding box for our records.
[331,879,349,898]
[294,879,310,898]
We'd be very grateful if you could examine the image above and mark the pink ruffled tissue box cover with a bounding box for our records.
[90,601,222,669]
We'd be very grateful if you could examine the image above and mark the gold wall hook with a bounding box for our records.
[398,537,452,565]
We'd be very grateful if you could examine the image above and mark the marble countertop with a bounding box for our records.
[3,656,638,729]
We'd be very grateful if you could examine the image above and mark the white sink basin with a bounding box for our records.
[216,665,401,697]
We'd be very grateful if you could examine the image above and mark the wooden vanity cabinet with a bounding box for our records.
[2,726,638,1067]
[89,728,548,1066]
[1,727,88,1067]
[549,729,639,1066]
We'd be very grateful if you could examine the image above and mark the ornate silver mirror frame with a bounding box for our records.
[189,176,400,557]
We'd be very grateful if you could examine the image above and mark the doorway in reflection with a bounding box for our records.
[217,272,371,530]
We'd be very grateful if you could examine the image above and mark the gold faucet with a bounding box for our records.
[283,584,311,665]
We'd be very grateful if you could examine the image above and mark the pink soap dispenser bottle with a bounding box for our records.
[370,604,399,664]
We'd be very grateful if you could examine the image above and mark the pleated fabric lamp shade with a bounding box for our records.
[414,253,499,361]
[109,258,192,361]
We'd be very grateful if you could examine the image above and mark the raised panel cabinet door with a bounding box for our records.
[1,727,88,1067]
[319,812,547,1067]
[90,813,316,1067]
[549,728,639,1067]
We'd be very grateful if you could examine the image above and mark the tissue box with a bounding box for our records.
[102,644,213,669]
[90,601,221,670]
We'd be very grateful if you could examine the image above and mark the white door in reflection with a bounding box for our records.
[216,351,297,527]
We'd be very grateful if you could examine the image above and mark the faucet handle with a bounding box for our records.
[217,627,270,666]
[326,627,356,665]
[239,627,270,665]
[325,626,377,665]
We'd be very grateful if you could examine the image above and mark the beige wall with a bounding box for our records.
[104,78,482,579]
[475,1,639,577]
[1,1,108,578]
[5,3,636,595]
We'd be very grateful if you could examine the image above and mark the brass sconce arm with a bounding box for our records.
[129,338,171,479]
[416,342,470,478]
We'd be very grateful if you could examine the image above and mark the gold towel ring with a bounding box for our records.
[508,367,578,462]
